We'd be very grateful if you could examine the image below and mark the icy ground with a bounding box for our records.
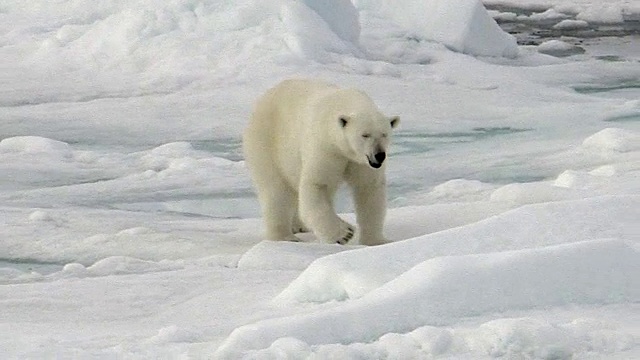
[1,0,639,358]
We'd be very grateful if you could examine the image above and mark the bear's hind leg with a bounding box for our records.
[292,203,310,234]
[252,169,299,241]
[263,182,300,242]
[244,126,300,242]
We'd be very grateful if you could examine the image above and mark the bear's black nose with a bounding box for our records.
[374,152,386,163]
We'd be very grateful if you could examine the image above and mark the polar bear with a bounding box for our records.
[243,79,399,245]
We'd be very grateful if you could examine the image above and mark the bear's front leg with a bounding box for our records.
[348,169,388,246]
[299,181,355,244]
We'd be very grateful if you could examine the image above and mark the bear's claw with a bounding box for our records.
[337,226,354,245]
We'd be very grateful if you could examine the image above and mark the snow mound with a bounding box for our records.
[427,179,496,201]
[553,19,590,30]
[146,325,202,344]
[59,256,183,278]
[279,0,361,61]
[0,136,72,158]
[28,210,56,222]
[552,168,624,191]
[28,210,67,228]
[463,317,637,358]
[582,128,640,153]
[27,0,361,75]
[237,241,359,270]
[489,181,570,204]
[86,256,182,276]
[554,170,595,189]
[275,196,638,304]
[537,40,585,57]
[243,317,638,359]
[577,4,624,24]
[215,239,639,358]
[148,142,197,157]
[358,0,518,57]
[299,0,360,44]
[526,8,569,22]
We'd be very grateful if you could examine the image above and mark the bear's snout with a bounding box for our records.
[368,152,386,168]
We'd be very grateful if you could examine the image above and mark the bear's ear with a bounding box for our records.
[390,116,400,129]
[339,115,350,128]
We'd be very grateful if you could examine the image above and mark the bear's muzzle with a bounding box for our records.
[367,152,386,168]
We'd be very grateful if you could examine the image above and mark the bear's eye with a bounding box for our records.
[382,133,388,138]
[362,134,370,138]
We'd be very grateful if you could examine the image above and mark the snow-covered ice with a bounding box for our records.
[1,0,639,358]
[485,0,638,24]
[219,238,639,358]
[356,0,519,57]
[537,39,586,56]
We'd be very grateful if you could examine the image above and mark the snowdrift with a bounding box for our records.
[275,195,638,303]
[5,0,362,101]
[2,0,521,110]
[356,0,518,57]
[7,0,517,84]
[215,239,639,358]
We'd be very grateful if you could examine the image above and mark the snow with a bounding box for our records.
[582,127,640,153]
[218,239,639,358]
[0,136,73,156]
[243,317,638,359]
[576,3,625,23]
[537,39,586,56]
[357,0,519,57]
[275,195,639,303]
[553,19,590,29]
[237,241,359,270]
[1,0,640,358]
[526,8,570,21]
[484,0,637,23]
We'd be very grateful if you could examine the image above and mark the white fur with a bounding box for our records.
[243,79,399,245]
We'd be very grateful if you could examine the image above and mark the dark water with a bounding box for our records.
[0,259,63,275]
[573,81,640,94]
[190,138,244,162]
[392,127,530,156]
[605,114,640,123]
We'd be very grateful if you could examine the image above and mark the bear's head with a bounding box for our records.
[339,112,400,169]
